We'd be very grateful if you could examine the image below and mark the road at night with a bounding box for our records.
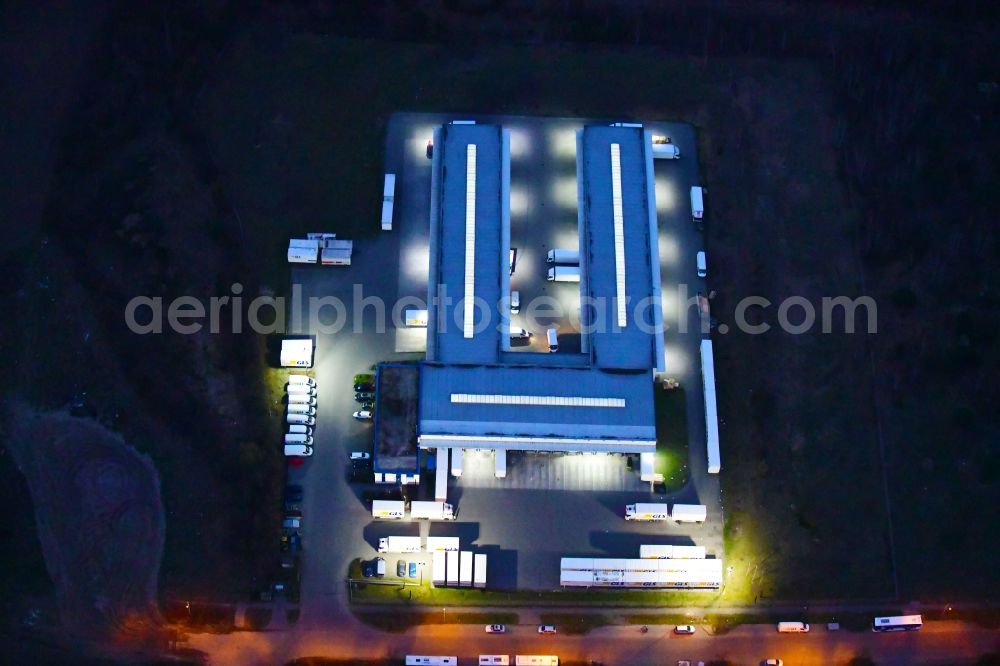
[185,618,998,665]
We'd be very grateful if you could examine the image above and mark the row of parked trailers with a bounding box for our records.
[406,657,557,666]
[287,234,354,265]
[432,550,486,588]
[378,536,460,553]
[560,557,723,589]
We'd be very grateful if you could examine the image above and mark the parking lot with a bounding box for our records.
[286,113,722,617]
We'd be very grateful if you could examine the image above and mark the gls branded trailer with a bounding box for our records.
[625,503,670,521]
[372,500,406,519]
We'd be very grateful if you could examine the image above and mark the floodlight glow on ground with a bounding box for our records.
[655,176,678,212]
[403,241,430,281]
[409,124,438,161]
[662,342,688,375]
[509,184,530,218]
[661,289,679,325]
[658,232,680,265]
[509,127,532,158]
[551,175,578,209]
[548,127,578,160]
[553,228,581,251]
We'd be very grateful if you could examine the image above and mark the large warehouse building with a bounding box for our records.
[410,120,666,483]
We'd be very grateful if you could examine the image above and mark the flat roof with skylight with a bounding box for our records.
[416,120,664,455]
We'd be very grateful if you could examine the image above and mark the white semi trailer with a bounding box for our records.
[381,174,395,231]
[446,550,459,585]
[378,536,422,553]
[411,501,455,520]
[426,536,460,552]
[459,551,473,587]
[474,553,487,589]
[625,503,670,521]
[432,550,446,585]
[546,248,580,264]
[372,500,406,519]
[671,504,708,523]
[547,265,581,282]
[639,544,707,559]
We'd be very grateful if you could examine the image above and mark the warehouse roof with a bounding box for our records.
[426,122,505,364]
[418,121,661,453]
[578,125,663,370]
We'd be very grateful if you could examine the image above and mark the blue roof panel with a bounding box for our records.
[431,123,503,364]
[580,126,658,370]
[419,364,655,440]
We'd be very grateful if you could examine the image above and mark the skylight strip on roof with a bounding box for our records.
[463,144,477,338]
[610,143,627,327]
[451,393,626,408]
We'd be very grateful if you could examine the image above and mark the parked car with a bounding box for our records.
[361,560,377,577]
[397,560,406,577]
[280,532,301,553]
[355,391,374,401]
[284,508,302,518]
[408,562,418,578]
[354,382,374,392]
[538,625,557,634]
[485,624,506,633]
[285,484,303,502]
[350,451,371,460]
[282,517,300,530]
[353,410,373,421]
[674,625,696,635]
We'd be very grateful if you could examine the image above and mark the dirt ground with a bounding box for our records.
[6,406,166,646]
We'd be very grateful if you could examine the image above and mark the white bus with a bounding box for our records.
[479,657,510,666]
[872,615,923,632]
[515,657,559,666]
[406,657,457,666]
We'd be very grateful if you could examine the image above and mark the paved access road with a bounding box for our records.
[185,619,998,665]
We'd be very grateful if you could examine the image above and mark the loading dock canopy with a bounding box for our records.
[419,364,655,452]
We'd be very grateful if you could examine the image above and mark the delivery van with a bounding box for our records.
[287,404,317,416]
[284,444,313,457]
[285,433,314,446]
[287,413,316,426]
[287,375,316,387]
[696,251,707,277]
[288,424,313,436]
[546,328,558,353]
